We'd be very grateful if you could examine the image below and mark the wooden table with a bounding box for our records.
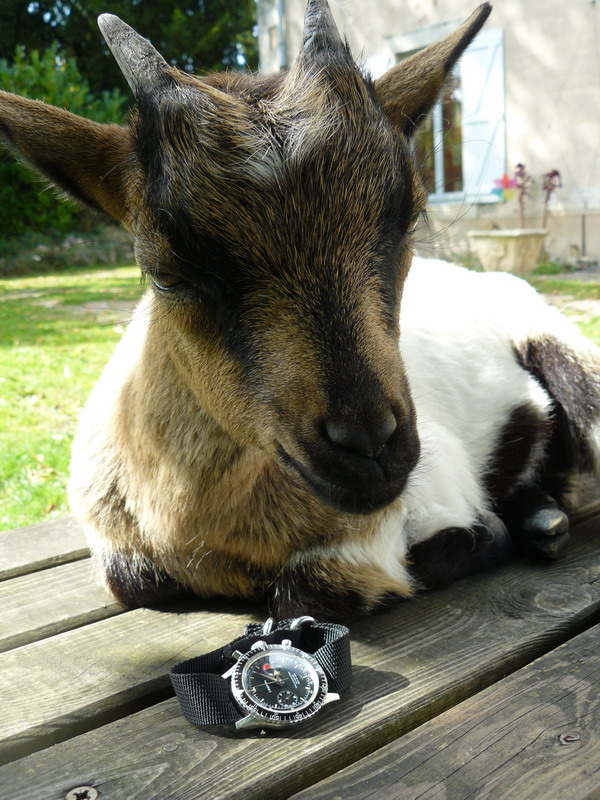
[1,508,600,800]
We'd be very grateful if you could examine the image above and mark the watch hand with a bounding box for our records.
[262,667,286,683]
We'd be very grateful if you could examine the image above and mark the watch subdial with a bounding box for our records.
[276,690,299,709]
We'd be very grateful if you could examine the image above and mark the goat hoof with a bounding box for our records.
[476,510,514,562]
[410,511,513,590]
[513,505,570,561]
[521,506,569,538]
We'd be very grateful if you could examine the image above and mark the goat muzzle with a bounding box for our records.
[278,409,420,514]
[323,409,398,459]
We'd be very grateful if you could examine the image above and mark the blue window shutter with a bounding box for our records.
[460,27,505,202]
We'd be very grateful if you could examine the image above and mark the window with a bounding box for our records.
[414,70,464,195]
[268,25,278,51]
[376,27,506,204]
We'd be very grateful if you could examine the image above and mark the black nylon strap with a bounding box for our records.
[169,619,351,727]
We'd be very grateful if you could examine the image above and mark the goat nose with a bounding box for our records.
[324,410,397,458]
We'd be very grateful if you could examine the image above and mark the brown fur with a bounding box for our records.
[375,5,492,135]
[0,91,134,222]
[1,2,493,617]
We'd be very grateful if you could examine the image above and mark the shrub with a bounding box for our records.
[0,42,128,239]
[0,226,134,277]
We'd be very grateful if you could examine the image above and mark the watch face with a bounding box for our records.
[242,650,318,712]
[231,643,329,726]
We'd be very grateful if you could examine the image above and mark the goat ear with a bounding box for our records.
[0,90,133,223]
[374,4,491,137]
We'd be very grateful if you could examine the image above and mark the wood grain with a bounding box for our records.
[0,559,124,652]
[291,623,600,800]
[0,516,599,799]
[0,516,88,581]
[570,498,600,526]
[0,601,253,765]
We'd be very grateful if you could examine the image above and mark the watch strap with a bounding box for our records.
[169,651,242,726]
[235,619,352,695]
[169,619,352,727]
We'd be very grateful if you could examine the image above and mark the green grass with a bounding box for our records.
[577,318,600,343]
[528,277,600,301]
[529,277,600,344]
[1,264,600,532]
[0,263,142,529]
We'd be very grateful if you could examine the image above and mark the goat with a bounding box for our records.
[2,0,600,620]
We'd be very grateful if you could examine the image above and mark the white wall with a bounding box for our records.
[258,0,600,261]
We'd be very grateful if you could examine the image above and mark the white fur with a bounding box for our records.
[397,258,558,545]
[293,499,414,589]
[292,259,592,581]
[71,257,600,599]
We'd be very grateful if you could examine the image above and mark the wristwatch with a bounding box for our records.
[169,616,352,731]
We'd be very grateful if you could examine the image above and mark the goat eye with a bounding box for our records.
[150,271,185,291]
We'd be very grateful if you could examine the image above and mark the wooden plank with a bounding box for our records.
[291,623,600,800]
[0,516,88,581]
[1,516,599,799]
[0,559,124,653]
[571,498,600,526]
[0,601,252,766]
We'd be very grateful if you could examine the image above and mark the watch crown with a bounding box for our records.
[231,650,244,660]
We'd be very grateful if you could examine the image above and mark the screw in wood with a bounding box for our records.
[65,787,99,800]
[558,732,581,745]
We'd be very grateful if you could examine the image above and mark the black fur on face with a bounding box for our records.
[132,63,417,316]
[128,53,422,513]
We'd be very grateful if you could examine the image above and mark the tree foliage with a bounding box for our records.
[0,2,258,240]
[0,1,258,96]
[0,43,128,238]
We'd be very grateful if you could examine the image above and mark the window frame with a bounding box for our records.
[366,23,506,206]
[415,69,466,203]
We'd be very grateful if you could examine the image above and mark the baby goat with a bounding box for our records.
[2,1,600,619]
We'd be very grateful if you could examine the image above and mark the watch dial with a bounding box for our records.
[242,651,319,712]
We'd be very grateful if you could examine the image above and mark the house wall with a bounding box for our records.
[257,0,600,263]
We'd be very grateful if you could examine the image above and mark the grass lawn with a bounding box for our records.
[529,276,600,344]
[0,263,142,530]
[1,265,600,532]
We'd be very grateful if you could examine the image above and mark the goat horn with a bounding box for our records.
[98,14,175,97]
[303,0,344,54]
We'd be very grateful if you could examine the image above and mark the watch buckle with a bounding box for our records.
[258,616,315,636]
[261,617,274,634]
[289,616,316,629]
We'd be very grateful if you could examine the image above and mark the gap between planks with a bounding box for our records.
[0,558,124,653]
[0,516,88,581]
[290,622,600,800]
[0,516,599,798]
